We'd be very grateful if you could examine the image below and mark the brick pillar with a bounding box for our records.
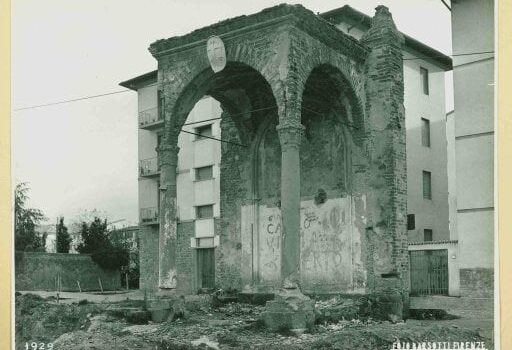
[157,141,180,289]
[361,6,408,318]
[276,121,304,288]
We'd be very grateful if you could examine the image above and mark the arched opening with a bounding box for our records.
[299,64,365,293]
[300,64,360,200]
[166,62,280,291]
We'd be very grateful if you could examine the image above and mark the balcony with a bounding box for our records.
[140,207,159,225]
[138,107,163,130]
[139,157,160,178]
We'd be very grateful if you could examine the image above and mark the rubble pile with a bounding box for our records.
[15,293,492,350]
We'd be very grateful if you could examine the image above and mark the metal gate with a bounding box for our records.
[197,248,215,289]
[409,249,448,296]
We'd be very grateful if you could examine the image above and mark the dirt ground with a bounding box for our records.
[15,292,494,350]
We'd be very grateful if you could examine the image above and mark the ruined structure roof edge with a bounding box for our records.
[321,5,453,71]
[148,3,368,60]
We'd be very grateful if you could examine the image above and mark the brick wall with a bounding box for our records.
[216,115,251,291]
[15,252,120,292]
[176,221,195,293]
[138,225,159,292]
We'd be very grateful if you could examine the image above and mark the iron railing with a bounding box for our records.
[140,207,159,225]
[139,157,160,176]
[138,107,161,127]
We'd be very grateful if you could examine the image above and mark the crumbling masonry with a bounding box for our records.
[142,4,408,316]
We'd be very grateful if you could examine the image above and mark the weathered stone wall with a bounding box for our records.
[176,221,195,293]
[300,111,349,198]
[241,197,366,294]
[300,198,364,293]
[217,115,251,291]
[257,117,281,206]
[138,225,159,292]
[15,252,120,292]
[256,205,283,286]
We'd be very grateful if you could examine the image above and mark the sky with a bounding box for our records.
[11,0,453,227]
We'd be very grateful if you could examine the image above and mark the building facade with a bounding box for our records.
[121,4,455,302]
[451,0,495,298]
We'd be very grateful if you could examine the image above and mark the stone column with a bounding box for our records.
[276,121,304,288]
[262,121,316,331]
[157,141,179,289]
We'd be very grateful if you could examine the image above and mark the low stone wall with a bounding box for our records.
[459,268,494,298]
[15,252,121,292]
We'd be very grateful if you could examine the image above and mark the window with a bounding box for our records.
[195,124,213,140]
[195,165,213,181]
[421,118,430,147]
[420,67,429,95]
[407,214,415,230]
[196,204,214,219]
[424,229,433,242]
[423,171,432,199]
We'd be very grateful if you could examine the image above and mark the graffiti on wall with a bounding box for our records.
[241,197,365,292]
[300,198,353,290]
[258,207,282,283]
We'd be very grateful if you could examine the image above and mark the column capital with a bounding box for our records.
[157,144,179,167]
[276,122,305,151]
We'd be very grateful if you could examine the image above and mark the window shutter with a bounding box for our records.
[421,118,431,147]
[195,166,213,181]
[420,67,429,95]
[424,229,433,242]
[423,171,432,199]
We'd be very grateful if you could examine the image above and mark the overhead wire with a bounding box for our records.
[11,50,495,112]
[403,50,494,61]
[440,0,451,11]
[13,89,131,111]
[180,129,247,147]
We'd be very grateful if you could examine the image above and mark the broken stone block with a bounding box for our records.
[261,289,315,332]
[368,291,404,321]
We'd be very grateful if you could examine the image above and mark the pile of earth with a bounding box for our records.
[15,293,102,349]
